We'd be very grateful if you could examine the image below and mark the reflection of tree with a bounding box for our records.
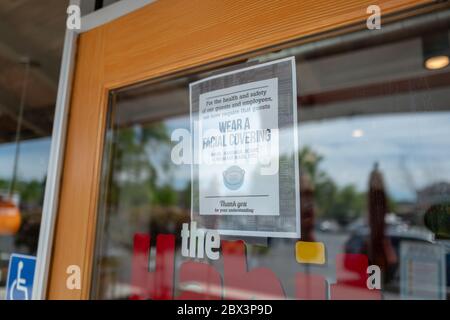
[0,179,44,205]
[108,124,178,209]
[105,123,189,247]
[298,146,365,224]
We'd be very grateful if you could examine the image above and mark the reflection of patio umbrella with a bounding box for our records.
[367,163,396,279]
[300,172,315,242]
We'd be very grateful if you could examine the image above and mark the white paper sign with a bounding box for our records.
[198,78,279,216]
[190,57,300,238]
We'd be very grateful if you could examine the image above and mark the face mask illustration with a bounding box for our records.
[223,166,245,190]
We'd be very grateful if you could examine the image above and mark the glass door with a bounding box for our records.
[48,0,448,299]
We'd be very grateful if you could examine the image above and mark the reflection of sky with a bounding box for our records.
[299,111,450,201]
[0,137,51,182]
[165,111,450,202]
[7,111,446,202]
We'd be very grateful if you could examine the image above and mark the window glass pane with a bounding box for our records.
[0,0,66,299]
[92,10,450,300]
[0,125,52,297]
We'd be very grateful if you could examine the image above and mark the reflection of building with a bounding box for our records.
[417,182,450,211]
[394,202,415,215]
[393,201,416,224]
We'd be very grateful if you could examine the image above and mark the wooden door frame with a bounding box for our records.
[40,0,435,299]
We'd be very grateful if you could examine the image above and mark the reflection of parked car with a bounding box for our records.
[317,219,341,233]
[344,226,447,294]
[345,226,434,255]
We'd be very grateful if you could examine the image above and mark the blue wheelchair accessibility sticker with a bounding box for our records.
[6,254,36,300]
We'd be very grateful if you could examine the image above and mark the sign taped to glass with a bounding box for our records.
[189,57,300,238]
